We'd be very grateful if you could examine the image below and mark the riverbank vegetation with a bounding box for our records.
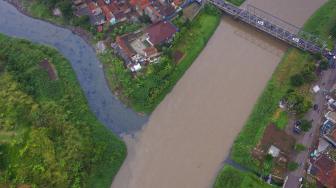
[102,5,221,113]
[21,0,91,30]
[214,165,272,188]
[228,0,336,175]
[226,0,245,6]
[0,34,126,188]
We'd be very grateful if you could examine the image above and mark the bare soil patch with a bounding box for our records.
[39,59,58,80]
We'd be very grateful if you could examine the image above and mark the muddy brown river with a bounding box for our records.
[112,0,326,187]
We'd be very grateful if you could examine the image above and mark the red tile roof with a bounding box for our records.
[87,1,97,13]
[312,155,336,188]
[130,0,150,10]
[116,36,135,58]
[146,21,177,46]
[144,47,158,57]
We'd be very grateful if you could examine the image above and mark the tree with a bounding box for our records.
[294,143,306,152]
[300,119,312,132]
[58,1,73,20]
[290,74,304,87]
[288,162,299,171]
[319,60,329,70]
[283,90,312,115]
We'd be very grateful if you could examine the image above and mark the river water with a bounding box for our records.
[0,0,147,134]
[112,0,326,188]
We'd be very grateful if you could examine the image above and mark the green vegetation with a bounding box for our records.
[22,0,92,30]
[303,0,336,48]
[287,162,299,171]
[230,0,336,173]
[226,0,246,6]
[214,165,272,188]
[300,119,313,132]
[283,89,312,115]
[289,64,316,87]
[0,34,126,187]
[109,22,143,41]
[302,178,318,188]
[102,5,221,113]
[294,143,306,152]
[271,109,289,129]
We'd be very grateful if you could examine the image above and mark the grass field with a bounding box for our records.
[228,0,336,173]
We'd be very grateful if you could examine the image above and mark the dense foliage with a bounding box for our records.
[23,0,91,31]
[214,165,272,188]
[230,0,336,173]
[0,34,126,188]
[102,5,221,113]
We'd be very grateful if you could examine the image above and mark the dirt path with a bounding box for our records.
[112,1,326,187]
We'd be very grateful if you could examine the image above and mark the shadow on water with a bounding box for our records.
[0,0,148,135]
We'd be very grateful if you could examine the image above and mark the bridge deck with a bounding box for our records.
[207,0,335,60]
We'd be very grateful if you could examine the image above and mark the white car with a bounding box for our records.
[257,20,264,26]
[292,37,300,43]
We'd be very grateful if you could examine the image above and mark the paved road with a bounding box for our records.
[284,67,336,188]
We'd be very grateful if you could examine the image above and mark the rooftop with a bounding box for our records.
[310,154,336,188]
[145,21,178,46]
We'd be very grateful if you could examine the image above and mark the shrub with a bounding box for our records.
[288,162,299,171]
[300,119,312,132]
[294,143,306,152]
[290,74,305,87]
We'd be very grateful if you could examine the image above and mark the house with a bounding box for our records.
[327,98,336,111]
[145,21,178,46]
[130,0,175,22]
[114,35,137,65]
[308,154,336,188]
[325,111,336,124]
[86,0,106,25]
[114,32,160,62]
[320,119,334,135]
[324,127,336,147]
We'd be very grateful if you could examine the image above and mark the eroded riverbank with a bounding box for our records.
[112,0,326,187]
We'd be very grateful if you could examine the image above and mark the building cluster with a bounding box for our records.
[73,0,184,30]
[307,93,336,187]
[72,0,202,72]
[112,21,178,71]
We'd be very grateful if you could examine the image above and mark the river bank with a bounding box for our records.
[0,33,126,188]
[111,0,327,187]
[4,0,94,45]
[231,0,332,173]
[0,0,147,134]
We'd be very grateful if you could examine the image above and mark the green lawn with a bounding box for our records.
[0,34,126,188]
[228,0,336,173]
[102,6,221,113]
[214,165,273,188]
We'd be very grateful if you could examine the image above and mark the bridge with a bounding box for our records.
[207,0,336,61]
